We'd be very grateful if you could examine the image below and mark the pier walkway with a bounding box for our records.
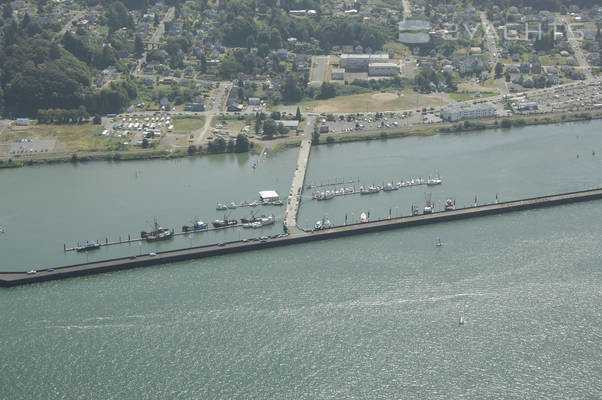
[3,188,602,287]
[285,117,315,234]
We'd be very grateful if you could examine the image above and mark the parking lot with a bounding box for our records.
[512,82,602,114]
[8,139,56,155]
[317,110,443,134]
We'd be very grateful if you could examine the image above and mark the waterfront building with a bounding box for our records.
[440,103,496,122]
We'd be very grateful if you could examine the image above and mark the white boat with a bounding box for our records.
[458,315,464,325]
[227,202,238,209]
[435,236,441,247]
[427,175,442,186]
[383,182,397,191]
[260,215,275,226]
[251,221,262,228]
[249,201,258,207]
[216,203,227,210]
[360,212,369,223]
[444,199,455,211]
[314,220,323,230]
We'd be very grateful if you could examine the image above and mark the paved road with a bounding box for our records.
[285,117,315,234]
[479,11,508,96]
[401,0,412,20]
[58,10,85,36]
[136,7,175,75]
[310,56,330,85]
[559,17,594,81]
[0,120,8,137]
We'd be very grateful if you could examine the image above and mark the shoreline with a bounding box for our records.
[1,111,600,168]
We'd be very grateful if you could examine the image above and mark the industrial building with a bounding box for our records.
[368,63,399,76]
[340,54,390,72]
[331,68,345,80]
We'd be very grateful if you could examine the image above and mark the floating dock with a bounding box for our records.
[2,188,602,287]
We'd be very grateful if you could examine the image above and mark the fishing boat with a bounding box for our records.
[383,182,398,191]
[423,193,434,214]
[444,199,455,211]
[315,190,335,200]
[227,202,238,209]
[240,215,260,224]
[313,217,333,231]
[212,218,237,228]
[360,212,369,223]
[141,219,173,241]
[216,203,227,211]
[435,236,442,247]
[271,199,284,206]
[76,241,101,252]
[458,315,464,325]
[359,185,380,194]
[194,220,208,230]
[411,205,419,216]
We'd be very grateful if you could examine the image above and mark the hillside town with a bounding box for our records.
[0,0,601,163]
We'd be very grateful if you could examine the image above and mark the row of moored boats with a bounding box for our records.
[216,199,283,210]
[313,176,442,200]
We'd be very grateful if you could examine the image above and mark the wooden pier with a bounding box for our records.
[3,188,602,287]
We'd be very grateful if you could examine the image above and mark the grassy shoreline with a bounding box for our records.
[2,111,600,168]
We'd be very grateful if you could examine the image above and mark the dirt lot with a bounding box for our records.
[0,122,109,153]
[299,91,449,113]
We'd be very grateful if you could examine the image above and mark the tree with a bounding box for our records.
[295,106,302,121]
[263,118,277,136]
[494,62,504,77]
[235,133,249,152]
[318,82,336,99]
[504,71,511,82]
[312,130,320,144]
[3,4,12,20]
[134,35,144,58]
[49,42,61,59]
[281,73,301,103]
[187,145,196,155]
[154,13,159,27]
[93,114,102,124]
[277,122,287,135]
[200,53,207,74]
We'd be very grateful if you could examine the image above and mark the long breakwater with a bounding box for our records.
[2,188,602,287]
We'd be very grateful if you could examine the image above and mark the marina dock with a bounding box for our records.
[3,188,602,287]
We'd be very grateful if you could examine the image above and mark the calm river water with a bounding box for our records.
[1,120,601,399]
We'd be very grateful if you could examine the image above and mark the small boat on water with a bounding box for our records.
[444,199,455,211]
[458,315,464,325]
[260,215,275,226]
[216,203,227,211]
[0,226,4,233]
[359,185,380,195]
[141,219,173,241]
[195,220,208,230]
[76,241,101,252]
[411,205,419,216]
[435,236,442,247]
[314,217,333,231]
[360,212,369,223]
[427,174,442,186]
[315,190,335,200]
[227,202,238,209]
[383,182,398,191]
[248,201,259,207]
[423,193,434,214]
[212,218,237,228]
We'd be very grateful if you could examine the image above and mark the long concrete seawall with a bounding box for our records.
[2,188,602,287]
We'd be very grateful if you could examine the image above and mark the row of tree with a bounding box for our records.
[37,107,90,124]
